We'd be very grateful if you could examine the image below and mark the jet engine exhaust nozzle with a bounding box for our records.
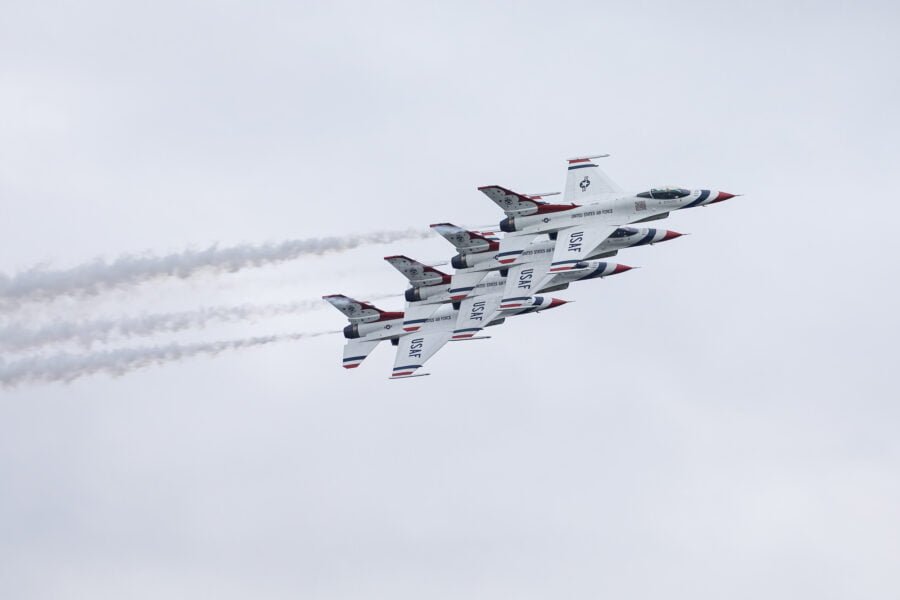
[451,254,467,269]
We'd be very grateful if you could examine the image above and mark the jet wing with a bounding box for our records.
[548,225,619,273]
[499,261,552,309]
[391,330,453,378]
[452,294,503,339]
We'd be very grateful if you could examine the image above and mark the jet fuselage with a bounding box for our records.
[500,189,734,235]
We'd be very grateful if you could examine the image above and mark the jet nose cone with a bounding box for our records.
[713,191,736,203]
[548,298,568,309]
[612,264,634,275]
[662,230,684,241]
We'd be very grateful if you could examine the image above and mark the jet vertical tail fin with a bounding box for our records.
[564,154,622,201]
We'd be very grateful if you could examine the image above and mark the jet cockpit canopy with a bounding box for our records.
[637,187,691,199]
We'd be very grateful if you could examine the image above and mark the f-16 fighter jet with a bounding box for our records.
[478,155,737,279]
[383,254,632,332]
[323,293,567,378]
[430,222,682,306]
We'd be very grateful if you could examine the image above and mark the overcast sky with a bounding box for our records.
[2,1,900,598]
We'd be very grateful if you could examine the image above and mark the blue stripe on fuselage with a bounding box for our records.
[582,263,610,280]
[636,229,656,246]
[682,189,710,209]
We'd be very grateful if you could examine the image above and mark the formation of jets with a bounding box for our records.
[324,155,739,378]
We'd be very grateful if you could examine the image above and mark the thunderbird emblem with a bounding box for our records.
[579,176,591,191]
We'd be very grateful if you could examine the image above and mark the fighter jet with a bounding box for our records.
[478,155,737,278]
[323,154,736,378]
[384,254,633,332]
[430,222,682,306]
[323,293,568,378]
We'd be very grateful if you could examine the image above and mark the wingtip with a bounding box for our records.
[389,372,431,380]
[566,153,610,162]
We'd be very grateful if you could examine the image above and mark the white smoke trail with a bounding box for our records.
[0,294,398,352]
[0,228,430,304]
[0,331,339,387]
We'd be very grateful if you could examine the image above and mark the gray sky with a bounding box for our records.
[2,1,899,598]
